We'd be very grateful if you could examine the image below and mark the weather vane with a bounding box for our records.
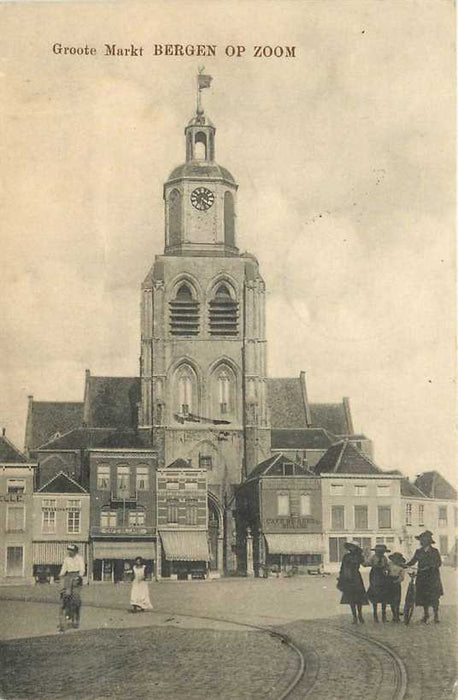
[196,66,213,115]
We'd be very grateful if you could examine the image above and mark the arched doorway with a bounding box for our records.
[208,497,221,571]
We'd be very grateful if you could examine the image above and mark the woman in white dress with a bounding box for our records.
[130,557,153,612]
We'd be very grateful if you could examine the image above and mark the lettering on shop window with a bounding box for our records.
[265,517,318,528]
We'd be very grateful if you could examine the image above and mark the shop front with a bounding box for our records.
[263,533,325,575]
[159,530,209,580]
[92,540,155,582]
[32,541,88,582]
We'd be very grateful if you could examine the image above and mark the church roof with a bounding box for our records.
[84,375,141,430]
[314,440,383,475]
[37,427,116,451]
[247,453,315,480]
[309,402,352,436]
[0,432,29,463]
[38,471,88,494]
[266,378,308,429]
[166,162,236,185]
[271,428,338,450]
[25,400,84,451]
[414,471,457,501]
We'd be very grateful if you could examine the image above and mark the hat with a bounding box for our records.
[389,552,406,565]
[344,542,362,553]
[67,544,78,553]
[372,544,390,553]
[415,530,435,544]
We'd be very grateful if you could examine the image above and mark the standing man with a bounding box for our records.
[58,544,85,630]
[60,544,85,582]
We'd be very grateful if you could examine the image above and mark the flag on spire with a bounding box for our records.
[198,73,212,90]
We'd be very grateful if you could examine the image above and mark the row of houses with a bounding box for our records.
[1,427,456,584]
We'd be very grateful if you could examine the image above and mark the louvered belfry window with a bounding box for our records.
[209,284,238,336]
[170,283,199,336]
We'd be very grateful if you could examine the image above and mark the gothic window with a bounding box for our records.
[175,364,198,417]
[209,283,238,336]
[224,191,235,247]
[170,283,200,336]
[168,189,182,247]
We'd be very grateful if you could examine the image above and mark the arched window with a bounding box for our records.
[224,191,235,247]
[209,283,238,336]
[168,189,182,247]
[218,370,230,414]
[175,365,198,417]
[170,283,199,336]
[194,131,207,160]
[211,364,236,419]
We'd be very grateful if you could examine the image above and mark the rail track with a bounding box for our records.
[1,595,407,700]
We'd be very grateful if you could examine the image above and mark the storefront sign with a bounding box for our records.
[264,517,319,529]
[0,493,24,502]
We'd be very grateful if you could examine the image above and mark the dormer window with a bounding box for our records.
[170,283,199,336]
[209,284,238,336]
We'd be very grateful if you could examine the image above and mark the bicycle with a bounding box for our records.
[403,570,417,625]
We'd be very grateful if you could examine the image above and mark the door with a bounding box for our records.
[208,500,219,571]
[6,546,24,577]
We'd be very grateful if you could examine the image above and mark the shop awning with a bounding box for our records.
[92,541,155,560]
[33,542,88,565]
[160,530,209,562]
[264,534,324,555]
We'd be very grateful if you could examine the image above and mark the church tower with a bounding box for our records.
[139,76,270,572]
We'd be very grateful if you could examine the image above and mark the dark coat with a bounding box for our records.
[337,552,368,605]
[366,556,390,604]
[406,546,443,606]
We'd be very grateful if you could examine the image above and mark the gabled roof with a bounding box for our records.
[314,440,383,475]
[165,458,192,470]
[400,478,428,499]
[414,471,457,501]
[266,378,308,430]
[309,402,352,436]
[247,453,315,480]
[37,427,117,451]
[84,375,141,430]
[0,433,29,463]
[38,471,88,494]
[96,430,150,449]
[25,400,84,451]
[271,429,337,450]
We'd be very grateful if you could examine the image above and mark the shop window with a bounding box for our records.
[405,503,412,526]
[7,479,25,494]
[167,500,179,524]
[101,510,117,528]
[97,465,110,490]
[352,537,372,549]
[439,535,448,556]
[170,284,199,336]
[438,506,448,527]
[378,506,391,529]
[67,500,81,534]
[277,493,290,517]
[354,505,368,530]
[7,506,25,532]
[6,546,23,577]
[329,537,347,563]
[128,510,146,527]
[330,483,344,496]
[418,504,425,526]
[136,466,149,491]
[331,505,345,530]
[42,498,56,533]
[377,484,391,497]
[354,484,367,496]
[300,494,311,516]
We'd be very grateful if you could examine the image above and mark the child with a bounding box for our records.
[364,543,390,622]
[386,552,406,622]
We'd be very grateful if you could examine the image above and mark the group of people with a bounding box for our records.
[58,546,153,625]
[337,530,444,624]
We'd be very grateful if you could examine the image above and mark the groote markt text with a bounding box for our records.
[51,43,297,58]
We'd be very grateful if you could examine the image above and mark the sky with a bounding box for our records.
[0,1,455,484]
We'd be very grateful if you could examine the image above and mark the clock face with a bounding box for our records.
[190,187,215,211]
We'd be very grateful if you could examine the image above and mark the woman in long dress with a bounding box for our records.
[406,530,443,623]
[337,542,368,624]
[364,543,391,622]
[130,557,153,612]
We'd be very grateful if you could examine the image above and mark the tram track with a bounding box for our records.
[1,595,407,700]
